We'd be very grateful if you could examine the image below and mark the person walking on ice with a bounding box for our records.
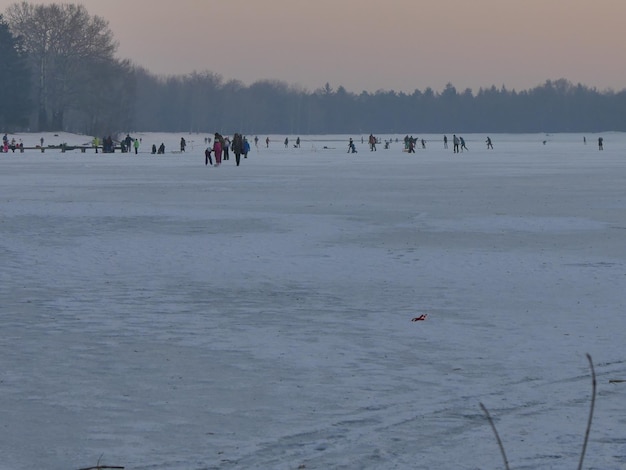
[368,134,377,151]
[213,133,222,166]
[486,137,493,149]
[243,137,250,158]
[223,136,230,160]
[232,133,244,166]
[598,137,603,150]
[460,136,468,152]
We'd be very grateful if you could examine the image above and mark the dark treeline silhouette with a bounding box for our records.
[132,74,626,135]
[3,6,626,135]
[0,15,31,130]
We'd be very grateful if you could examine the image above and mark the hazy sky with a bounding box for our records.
[2,0,625,93]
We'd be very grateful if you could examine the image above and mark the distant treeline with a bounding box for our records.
[132,75,626,135]
[2,6,625,136]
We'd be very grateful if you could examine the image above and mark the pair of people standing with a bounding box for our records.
[452,135,468,153]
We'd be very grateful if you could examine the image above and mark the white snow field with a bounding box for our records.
[1,132,625,470]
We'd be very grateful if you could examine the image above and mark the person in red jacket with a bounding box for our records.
[213,133,222,166]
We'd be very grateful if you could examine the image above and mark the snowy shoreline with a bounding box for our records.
[1,130,619,151]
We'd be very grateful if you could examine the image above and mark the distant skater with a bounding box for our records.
[180,137,186,152]
[266,137,270,148]
[368,134,377,151]
[486,137,493,149]
[284,137,289,148]
[598,137,603,150]
[460,136,468,152]
[348,138,357,153]
[453,134,459,153]
[205,147,213,166]
[443,135,448,149]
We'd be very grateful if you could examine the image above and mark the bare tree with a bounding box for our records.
[5,1,118,130]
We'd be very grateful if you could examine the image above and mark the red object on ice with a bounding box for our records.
[411,314,427,322]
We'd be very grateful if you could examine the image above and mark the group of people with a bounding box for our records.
[349,134,610,153]
[1,132,608,157]
[93,135,117,153]
[152,143,166,154]
[205,132,250,167]
[204,135,303,151]
[346,134,486,153]
[403,135,427,152]
[2,134,23,152]
[93,134,140,154]
[284,137,300,148]
[120,134,140,154]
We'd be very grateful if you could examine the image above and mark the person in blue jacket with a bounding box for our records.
[243,137,250,158]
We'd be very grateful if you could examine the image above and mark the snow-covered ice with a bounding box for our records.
[1,132,625,470]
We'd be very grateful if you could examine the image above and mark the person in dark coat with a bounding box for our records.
[232,133,244,166]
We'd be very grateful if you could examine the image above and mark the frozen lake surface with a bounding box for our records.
[1,132,625,469]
